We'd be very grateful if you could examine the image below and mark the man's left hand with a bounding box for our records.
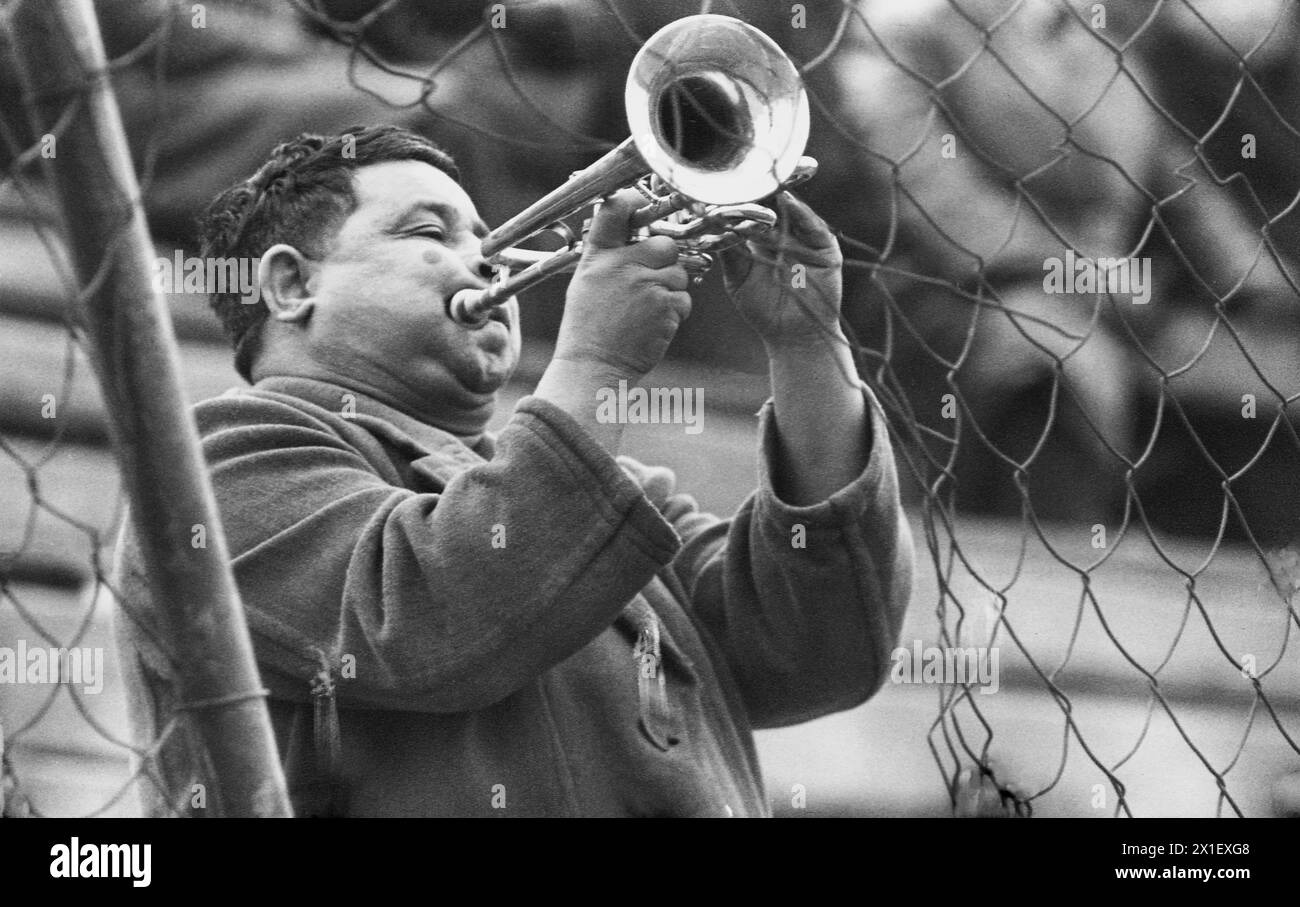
[719,191,843,348]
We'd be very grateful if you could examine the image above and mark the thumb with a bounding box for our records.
[750,192,837,255]
[583,188,644,252]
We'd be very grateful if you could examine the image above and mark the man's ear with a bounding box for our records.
[259,244,316,323]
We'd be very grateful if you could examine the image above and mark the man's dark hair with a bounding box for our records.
[198,125,460,381]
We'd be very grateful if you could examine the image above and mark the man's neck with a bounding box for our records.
[252,360,495,442]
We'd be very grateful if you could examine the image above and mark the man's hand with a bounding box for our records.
[721,193,871,505]
[720,191,843,349]
[533,189,691,456]
[554,188,692,378]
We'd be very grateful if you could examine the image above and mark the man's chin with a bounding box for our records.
[459,356,518,396]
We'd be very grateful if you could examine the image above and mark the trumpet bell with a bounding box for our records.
[625,14,810,206]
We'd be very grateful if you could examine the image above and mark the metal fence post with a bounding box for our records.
[7,0,292,817]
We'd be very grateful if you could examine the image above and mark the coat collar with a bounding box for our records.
[249,376,497,475]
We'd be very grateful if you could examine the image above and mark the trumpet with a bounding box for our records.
[449,13,817,325]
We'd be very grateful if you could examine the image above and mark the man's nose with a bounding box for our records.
[465,250,495,284]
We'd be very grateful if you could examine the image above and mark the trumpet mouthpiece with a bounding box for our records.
[448,288,492,326]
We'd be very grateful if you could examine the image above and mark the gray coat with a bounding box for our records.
[113,375,913,816]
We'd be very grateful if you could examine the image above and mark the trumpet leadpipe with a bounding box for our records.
[448,246,584,325]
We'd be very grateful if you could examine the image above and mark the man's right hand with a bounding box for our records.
[532,189,691,456]
[554,188,692,379]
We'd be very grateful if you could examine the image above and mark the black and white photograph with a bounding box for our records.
[0,0,1296,867]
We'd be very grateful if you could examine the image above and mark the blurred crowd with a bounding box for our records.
[4,0,1299,541]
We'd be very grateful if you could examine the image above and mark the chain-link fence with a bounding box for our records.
[0,0,288,817]
[1,0,1298,817]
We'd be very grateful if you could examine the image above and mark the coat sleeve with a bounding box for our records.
[623,383,914,729]
[175,392,680,713]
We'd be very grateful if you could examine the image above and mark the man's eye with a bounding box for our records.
[412,228,446,241]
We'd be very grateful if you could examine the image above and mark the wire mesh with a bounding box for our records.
[1,0,1298,817]
[0,1,163,814]
[0,0,291,818]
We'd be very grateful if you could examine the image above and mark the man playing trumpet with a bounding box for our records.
[114,122,913,817]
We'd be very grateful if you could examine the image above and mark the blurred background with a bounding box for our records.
[1,0,1299,816]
